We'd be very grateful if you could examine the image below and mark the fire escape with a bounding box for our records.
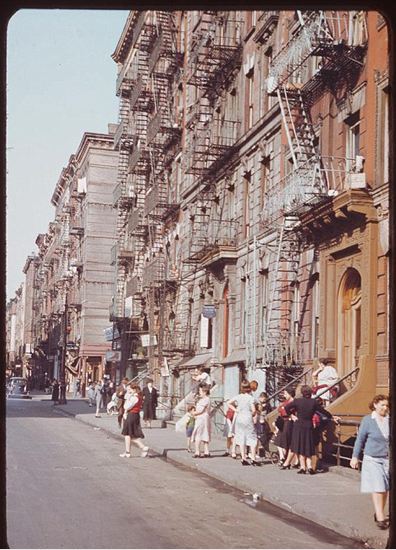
[140,12,190,366]
[112,14,156,323]
[179,11,243,355]
[262,10,368,372]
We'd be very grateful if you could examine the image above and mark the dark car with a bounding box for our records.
[7,377,31,399]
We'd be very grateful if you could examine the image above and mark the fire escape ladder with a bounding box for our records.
[277,85,320,169]
[263,221,300,366]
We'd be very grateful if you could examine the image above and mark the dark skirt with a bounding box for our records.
[289,422,315,457]
[273,419,294,450]
[143,402,157,421]
[122,412,145,439]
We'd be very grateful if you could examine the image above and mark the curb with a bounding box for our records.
[57,405,387,549]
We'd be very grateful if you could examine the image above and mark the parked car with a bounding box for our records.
[7,377,29,398]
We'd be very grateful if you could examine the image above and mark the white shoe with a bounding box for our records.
[119,452,131,458]
[141,446,149,458]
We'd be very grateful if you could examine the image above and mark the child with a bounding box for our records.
[223,404,236,457]
[255,395,272,459]
[186,405,196,452]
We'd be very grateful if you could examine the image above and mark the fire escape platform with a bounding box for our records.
[200,245,238,269]
[298,188,377,239]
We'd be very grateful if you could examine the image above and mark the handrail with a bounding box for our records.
[320,415,363,468]
[266,365,315,407]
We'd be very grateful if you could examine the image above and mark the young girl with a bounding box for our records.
[120,384,149,458]
[186,405,196,452]
[223,403,236,457]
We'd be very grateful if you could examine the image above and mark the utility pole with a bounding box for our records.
[59,295,68,405]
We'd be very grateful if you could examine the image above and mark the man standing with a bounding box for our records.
[142,378,158,428]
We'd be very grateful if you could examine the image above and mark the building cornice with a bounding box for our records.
[111,11,141,64]
[74,132,115,168]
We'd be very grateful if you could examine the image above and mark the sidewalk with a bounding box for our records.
[48,395,388,549]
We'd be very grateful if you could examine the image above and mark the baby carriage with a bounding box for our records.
[106,392,119,415]
[256,420,280,464]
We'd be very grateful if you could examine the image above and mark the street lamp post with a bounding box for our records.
[59,296,68,405]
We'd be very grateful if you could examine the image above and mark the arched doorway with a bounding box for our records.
[337,268,362,378]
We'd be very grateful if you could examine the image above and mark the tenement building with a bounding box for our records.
[110,10,389,416]
[10,130,119,391]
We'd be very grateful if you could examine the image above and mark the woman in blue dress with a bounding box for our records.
[350,394,389,530]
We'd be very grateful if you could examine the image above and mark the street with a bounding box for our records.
[7,397,361,549]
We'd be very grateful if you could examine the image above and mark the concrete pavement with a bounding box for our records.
[44,394,389,549]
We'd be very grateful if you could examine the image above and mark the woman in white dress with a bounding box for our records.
[227,381,258,465]
[191,385,211,458]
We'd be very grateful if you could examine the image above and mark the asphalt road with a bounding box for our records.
[6,397,361,549]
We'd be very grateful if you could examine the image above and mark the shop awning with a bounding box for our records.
[178,352,213,369]
[221,349,246,365]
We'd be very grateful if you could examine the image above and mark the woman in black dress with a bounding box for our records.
[142,378,158,428]
[51,379,59,403]
[273,388,296,464]
[280,385,332,474]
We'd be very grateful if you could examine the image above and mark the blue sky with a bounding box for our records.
[6,9,129,299]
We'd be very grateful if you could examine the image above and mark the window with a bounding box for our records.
[241,277,246,345]
[260,269,269,341]
[290,282,300,361]
[223,285,229,358]
[311,275,320,359]
[264,47,277,110]
[379,86,389,184]
[260,155,271,209]
[243,173,251,239]
[245,70,254,130]
[345,111,360,170]
[246,10,257,32]
[200,314,213,349]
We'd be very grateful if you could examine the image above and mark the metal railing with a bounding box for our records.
[320,415,363,468]
[315,366,359,401]
[265,366,315,411]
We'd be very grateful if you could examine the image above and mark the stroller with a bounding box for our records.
[257,420,279,464]
[106,392,119,415]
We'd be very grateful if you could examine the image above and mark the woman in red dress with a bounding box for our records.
[120,384,149,458]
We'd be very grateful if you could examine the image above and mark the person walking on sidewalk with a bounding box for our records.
[350,394,389,530]
[191,384,211,458]
[94,379,104,418]
[120,384,149,458]
[87,380,95,407]
[280,385,333,474]
[73,378,81,399]
[142,378,158,428]
[227,381,258,466]
[51,379,59,404]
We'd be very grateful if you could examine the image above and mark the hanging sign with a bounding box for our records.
[202,304,216,318]
[141,334,157,347]
[104,325,120,341]
[161,357,170,377]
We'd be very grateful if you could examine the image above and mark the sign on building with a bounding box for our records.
[202,304,216,318]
